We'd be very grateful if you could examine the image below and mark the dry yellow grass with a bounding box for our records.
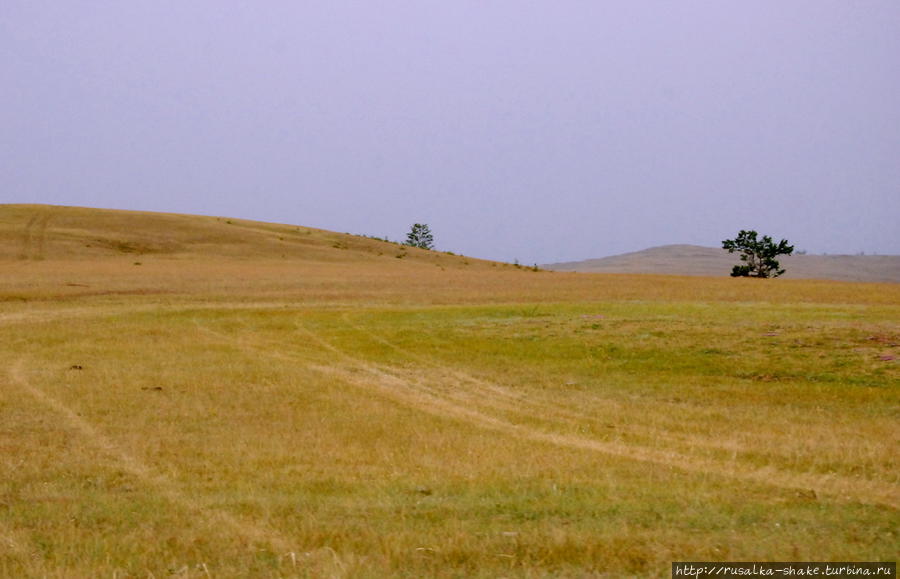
[1,205,898,577]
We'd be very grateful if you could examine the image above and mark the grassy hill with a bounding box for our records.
[544,244,900,283]
[2,204,493,266]
[1,204,520,305]
[1,205,898,577]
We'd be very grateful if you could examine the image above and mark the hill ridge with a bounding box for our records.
[544,244,900,283]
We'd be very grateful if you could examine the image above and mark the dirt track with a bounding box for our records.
[195,310,899,509]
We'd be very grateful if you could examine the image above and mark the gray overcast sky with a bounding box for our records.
[2,1,898,263]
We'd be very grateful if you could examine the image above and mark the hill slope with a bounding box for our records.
[544,244,900,283]
[1,204,489,268]
[1,204,566,305]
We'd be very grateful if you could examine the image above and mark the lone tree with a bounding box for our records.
[722,230,794,278]
[405,223,434,250]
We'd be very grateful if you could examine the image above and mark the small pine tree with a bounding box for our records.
[404,223,434,250]
[722,230,794,278]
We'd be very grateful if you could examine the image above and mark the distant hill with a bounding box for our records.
[544,244,900,283]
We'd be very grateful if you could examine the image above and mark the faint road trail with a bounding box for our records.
[198,315,898,509]
[307,357,900,509]
[15,306,892,510]
[336,316,899,508]
[338,313,644,432]
[18,212,50,260]
[6,358,297,557]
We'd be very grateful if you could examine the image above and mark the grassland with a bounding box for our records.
[1,205,898,577]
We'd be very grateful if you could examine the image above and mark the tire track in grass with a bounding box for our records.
[196,318,517,433]
[195,315,900,508]
[306,358,900,509]
[337,313,830,457]
[199,317,898,509]
[18,214,37,260]
[6,359,297,558]
[16,212,50,260]
[338,313,900,505]
[337,317,769,463]
[338,313,627,427]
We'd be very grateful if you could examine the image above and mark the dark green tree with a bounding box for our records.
[722,230,794,278]
[404,223,434,250]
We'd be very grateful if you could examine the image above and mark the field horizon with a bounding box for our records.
[1,204,897,577]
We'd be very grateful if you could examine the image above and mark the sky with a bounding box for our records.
[2,1,898,264]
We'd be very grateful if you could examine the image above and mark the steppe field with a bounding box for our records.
[1,205,898,578]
